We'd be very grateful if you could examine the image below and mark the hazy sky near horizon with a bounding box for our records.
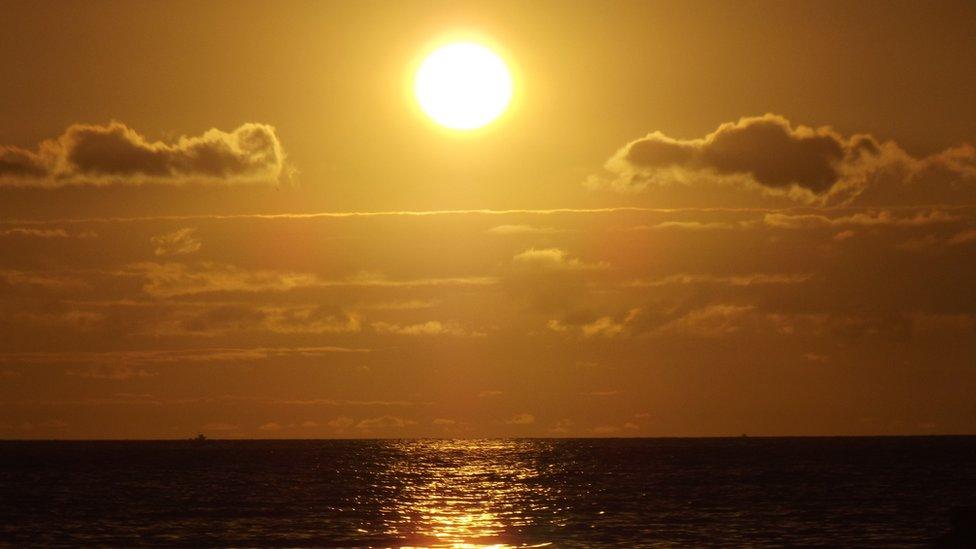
[1,0,975,438]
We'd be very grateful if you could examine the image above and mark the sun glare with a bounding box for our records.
[414,42,513,130]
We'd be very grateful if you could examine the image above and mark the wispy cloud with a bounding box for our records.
[151,228,202,257]
[0,346,367,367]
[372,320,483,337]
[624,273,812,287]
[128,262,497,298]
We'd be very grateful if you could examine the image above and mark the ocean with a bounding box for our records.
[1,437,974,547]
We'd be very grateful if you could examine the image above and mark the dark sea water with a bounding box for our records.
[1,437,975,547]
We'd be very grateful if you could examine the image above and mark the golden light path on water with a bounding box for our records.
[369,440,561,548]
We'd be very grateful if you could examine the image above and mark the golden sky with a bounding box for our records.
[1,0,975,438]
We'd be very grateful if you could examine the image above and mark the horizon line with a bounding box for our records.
[3,433,975,442]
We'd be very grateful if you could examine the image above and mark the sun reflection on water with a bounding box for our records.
[370,439,559,548]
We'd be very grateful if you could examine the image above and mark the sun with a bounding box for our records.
[414,42,513,131]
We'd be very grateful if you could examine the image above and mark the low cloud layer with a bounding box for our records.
[592,114,976,205]
[0,122,286,187]
[2,197,975,438]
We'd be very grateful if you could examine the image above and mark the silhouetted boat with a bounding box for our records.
[189,434,208,443]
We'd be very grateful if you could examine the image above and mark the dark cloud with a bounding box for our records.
[611,115,871,194]
[0,147,50,178]
[594,114,976,205]
[0,122,286,187]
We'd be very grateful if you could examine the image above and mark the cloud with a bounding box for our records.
[591,422,639,435]
[431,417,473,434]
[657,304,759,337]
[0,270,86,291]
[66,364,157,380]
[0,346,365,367]
[628,221,738,231]
[201,422,239,432]
[274,398,418,407]
[131,262,321,297]
[549,302,768,340]
[157,303,269,336]
[151,228,202,257]
[246,420,321,433]
[505,248,609,313]
[133,300,364,337]
[355,415,416,431]
[155,303,362,336]
[129,262,496,298]
[371,320,482,337]
[4,394,420,409]
[591,114,976,205]
[0,227,96,239]
[891,225,976,252]
[487,224,564,235]
[550,309,641,338]
[337,272,497,288]
[624,273,812,288]
[762,209,960,229]
[949,229,976,245]
[0,207,649,228]
[357,299,438,311]
[505,412,535,425]
[0,227,66,238]
[0,122,286,187]
[910,313,976,335]
[262,306,361,334]
[327,417,355,430]
[596,114,875,195]
[549,419,574,434]
[511,248,607,270]
[0,146,50,178]
[14,309,104,331]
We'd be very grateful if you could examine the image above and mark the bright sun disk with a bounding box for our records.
[414,42,513,130]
